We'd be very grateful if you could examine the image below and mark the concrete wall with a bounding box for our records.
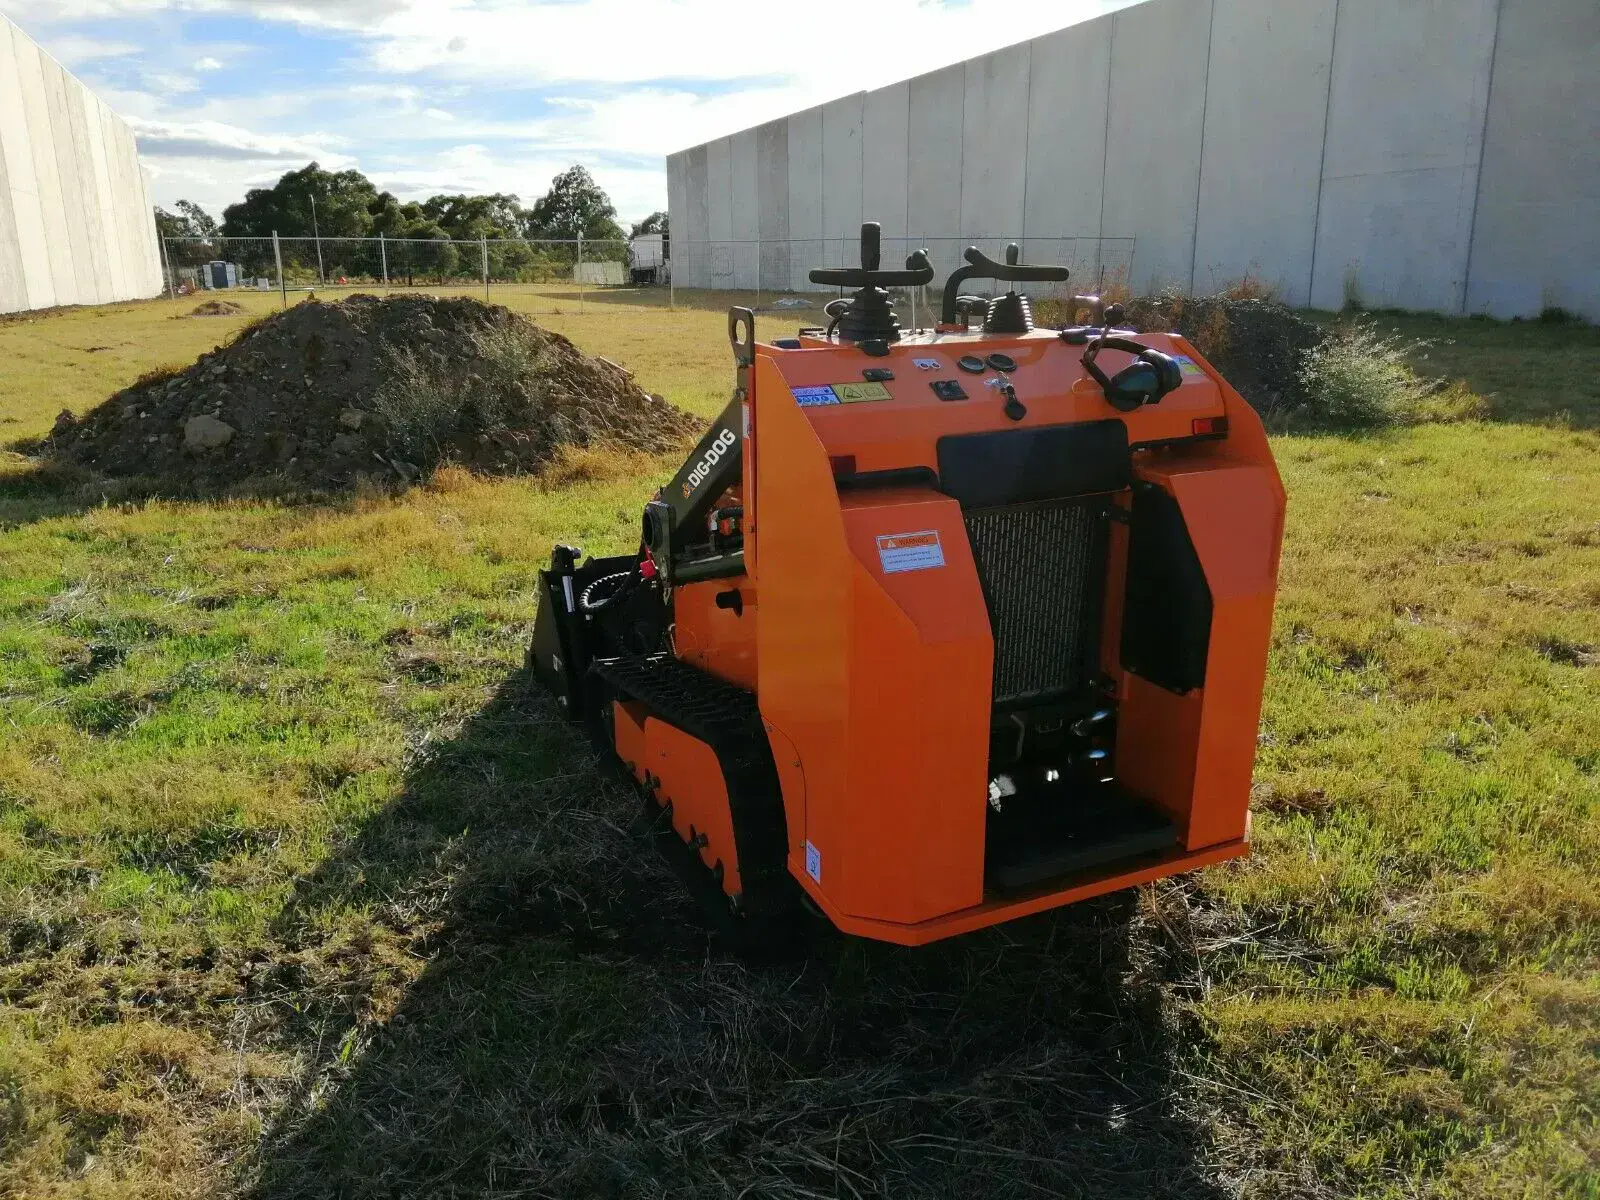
[0,14,162,313]
[667,0,1597,319]
[1465,0,1600,319]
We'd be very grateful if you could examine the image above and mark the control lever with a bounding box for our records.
[809,223,935,288]
[940,243,1070,326]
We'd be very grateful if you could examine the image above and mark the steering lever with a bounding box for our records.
[940,244,1070,325]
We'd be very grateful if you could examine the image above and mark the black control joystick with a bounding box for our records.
[810,223,934,345]
[939,244,1070,333]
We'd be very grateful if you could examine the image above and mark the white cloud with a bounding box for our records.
[130,116,350,163]
[29,32,140,63]
[10,0,1134,224]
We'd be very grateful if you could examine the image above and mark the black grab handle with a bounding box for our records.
[940,244,1070,325]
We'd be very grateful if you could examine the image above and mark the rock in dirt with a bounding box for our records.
[184,414,235,450]
[37,294,701,497]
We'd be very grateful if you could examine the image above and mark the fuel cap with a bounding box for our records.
[986,352,1017,373]
[957,355,985,374]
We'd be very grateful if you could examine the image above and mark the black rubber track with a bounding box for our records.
[589,654,798,923]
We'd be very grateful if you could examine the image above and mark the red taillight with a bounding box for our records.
[1192,416,1229,437]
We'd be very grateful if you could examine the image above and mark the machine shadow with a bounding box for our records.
[247,663,1225,1199]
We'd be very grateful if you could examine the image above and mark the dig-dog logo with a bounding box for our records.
[682,428,738,497]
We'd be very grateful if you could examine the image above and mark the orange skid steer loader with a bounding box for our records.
[530,225,1284,946]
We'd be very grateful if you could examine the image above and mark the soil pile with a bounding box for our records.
[43,294,699,495]
[187,299,245,317]
[1122,293,1324,417]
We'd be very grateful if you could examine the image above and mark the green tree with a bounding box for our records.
[524,165,624,242]
[630,211,667,239]
[222,163,377,238]
[154,200,219,240]
[222,162,383,279]
[421,192,527,241]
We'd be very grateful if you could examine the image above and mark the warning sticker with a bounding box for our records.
[1172,355,1207,378]
[877,530,946,574]
[831,381,891,403]
[792,385,840,407]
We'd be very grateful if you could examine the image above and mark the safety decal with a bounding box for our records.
[912,358,942,370]
[1172,355,1207,378]
[830,381,892,403]
[792,385,841,407]
[805,841,822,883]
[877,529,946,574]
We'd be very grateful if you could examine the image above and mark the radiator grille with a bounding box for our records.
[965,500,1107,705]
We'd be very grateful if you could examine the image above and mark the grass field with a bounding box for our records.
[1,289,1597,1198]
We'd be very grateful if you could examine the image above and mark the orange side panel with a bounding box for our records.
[750,353,852,890]
[674,579,758,691]
[612,700,649,777]
[1116,367,1285,851]
[642,718,742,897]
[837,488,991,923]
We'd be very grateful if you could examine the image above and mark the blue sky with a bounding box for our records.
[2,0,1123,225]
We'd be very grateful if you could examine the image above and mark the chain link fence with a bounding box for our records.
[158,233,1135,322]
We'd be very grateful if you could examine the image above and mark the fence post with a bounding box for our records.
[577,233,584,313]
[481,235,489,303]
[380,233,389,289]
[273,232,286,308]
[159,236,175,302]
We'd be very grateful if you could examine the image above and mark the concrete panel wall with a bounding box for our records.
[707,137,733,287]
[681,143,709,287]
[906,64,964,248]
[820,93,864,265]
[0,101,24,313]
[1193,0,1336,304]
[862,81,909,243]
[0,14,160,313]
[730,128,758,288]
[756,119,790,294]
[1466,0,1600,320]
[959,42,1030,241]
[667,0,1598,319]
[1023,15,1112,273]
[786,106,824,289]
[0,18,29,311]
[1103,0,1212,292]
[665,149,688,282]
[13,29,77,305]
[1312,0,1497,311]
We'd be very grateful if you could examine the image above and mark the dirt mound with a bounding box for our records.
[187,299,245,317]
[1122,293,1324,417]
[42,294,700,495]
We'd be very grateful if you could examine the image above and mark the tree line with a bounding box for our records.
[155,162,668,285]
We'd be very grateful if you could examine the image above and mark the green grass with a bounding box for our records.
[0,293,1597,1197]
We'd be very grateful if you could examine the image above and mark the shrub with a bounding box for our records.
[1297,323,1440,429]
[1538,306,1578,325]
[370,325,555,469]
[370,347,460,464]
